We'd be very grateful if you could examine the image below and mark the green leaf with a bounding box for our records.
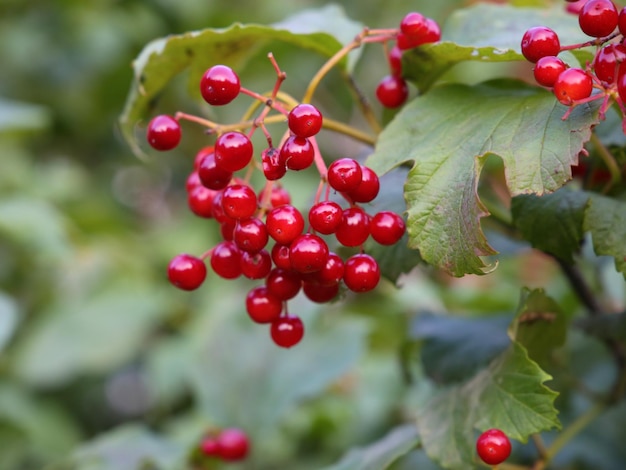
[321,424,419,470]
[417,342,559,469]
[14,283,171,387]
[508,289,568,368]
[511,189,590,262]
[584,193,626,277]
[119,4,363,155]
[0,292,19,354]
[411,313,511,384]
[71,424,182,470]
[366,80,600,276]
[403,4,589,91]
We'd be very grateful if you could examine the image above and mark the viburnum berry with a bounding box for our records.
[343,253,380,293]
[214,131,254,172]
[388,45,403,77]
[240,250,271,280]
[210,190,230,223]
[619,6,626,35]
[271,243,293,270]
[200,65,241,106]
[198,150,233,190]
[146,114,181,151]
[335,207,371,247]
[345,165,380,203]
[476,429,512,466]
[553,68,593,105]
[327,158,363,193]
[593,43,626,84]
[233,217,269,253]
[313,252,345,286]
[210,241,242,279]
[289,233,329,273]
[221,183,258,220]
[400,12,428,38]
[308,201,343,235]
[220,218,236,241]
[266,268,302,300]
[302,281,340,303]
[199,436,221,457]
[246,286,283,323]
[167,254,207,291]
[194,145,215,170]
[376,75,409,108]
[370,211,406,245]
[288,103,323,138]
[533,56,567,87]
[270,314,305,348]
[279,136,315,171]
[266,205,305,245]
[186,171,202,192]
[216,428,250,461]
[188,185,217,218]
[579,0,618,38]
[261,147,286,181]
[521,26,561,63]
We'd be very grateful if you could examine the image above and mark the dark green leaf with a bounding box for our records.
[417,343,559,469]
[321,424,419,470]
[366,80,600,276]
[119,5,363,155]
[411,313,511,384]
[511,189,589,262]
[584,193,626,277]
[404,4,589,91]
[509,288,568,368]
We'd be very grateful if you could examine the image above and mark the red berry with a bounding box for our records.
[303,281,340,303]
[476,429,511,466]
[345,166,380,203]
[220,218,236,241]
[167,254,207,290]
[198,150,233,190]
[188,185,217,218]
[186,171,202,193]
[266,268,302,300]
[520,26,561,63]
[210,190,230,223]
[376,75,409,108]
[199,437,220,457]
[388,45,403,77]
[200,65,241,106]
[289,234,329,274]
[221,183,258,220]
[261,147,286,181]
[400,12,427,37]
[370,211,406,245]
[194,146,215,170]
[216,428,249,461]
[271,243,293,270]
[343,254,380,293]
[309,201,343,235]
[327,158,363,193]
[270,315,304,348]
[266,205,305,245]
[280,136,315,171]
[240,249,271,280]
[210,241,241,279]
[593,43,626,83]
[264,185,291,208]
[214,131,253,172]
[246,286,283,323]
[553,68,593,105]
[146,115,181,151]
[336,207,371,247]
[533,56,567,87]
[619,6,626,35]
[579,0,618,38]
[313,252,345,286]
[233,217,268,253]
[420,18,441,44]
[288,103,323,138]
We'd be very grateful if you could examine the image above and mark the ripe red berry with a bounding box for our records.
[216,428,250,461]
[593,43,626,83]
[246,286,283,323]
[370,211,406,245]
[343,253,380,293]
[279,136,315,171]
[266,268,302,300]
[553,68,593,105]
[271,243,293,270]
[221,183,258,220]
[336,207,371,247]
[327,158,363,193]
[186,171,202,192]
[210,190,230,223]
[302,281,340,303]
[270,315,304,348]
[533,56,567,87]
[345,166,380,203]
[167,254,207,290]
[388,45,403,77]
[579,0,618,38]
[210,241,241,279]
[198,150,233,190]
[376,75,409,108]
[521,26,561,63]
[476,429,512,466]
[240,249,271,280]
[266,205,305,245]
[199,437,220,457]
[194,145,215,170]
[188,185,217,218]
[261,147,286,181]
[233,217,269,253]
[200,65,241,106]
[214,131,254,172]
[288,103,323,138]
[258,184,291,208]
[289,233,329,273]
[619,6,626,35]
[313,252,345,286]
[146,115,181,151]
[309,201,343,235]
[400,12,428,37]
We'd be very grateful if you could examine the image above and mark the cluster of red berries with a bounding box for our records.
[195,427,249,464]
[377,12,441,108]
[521,0,626,124]
[476,428,512,466]
[146,28,409,348]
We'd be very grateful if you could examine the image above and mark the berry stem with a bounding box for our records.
[559,32,621,51]
[309,135,327,179]
[322,116,377,145]
[174,111,218,130]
